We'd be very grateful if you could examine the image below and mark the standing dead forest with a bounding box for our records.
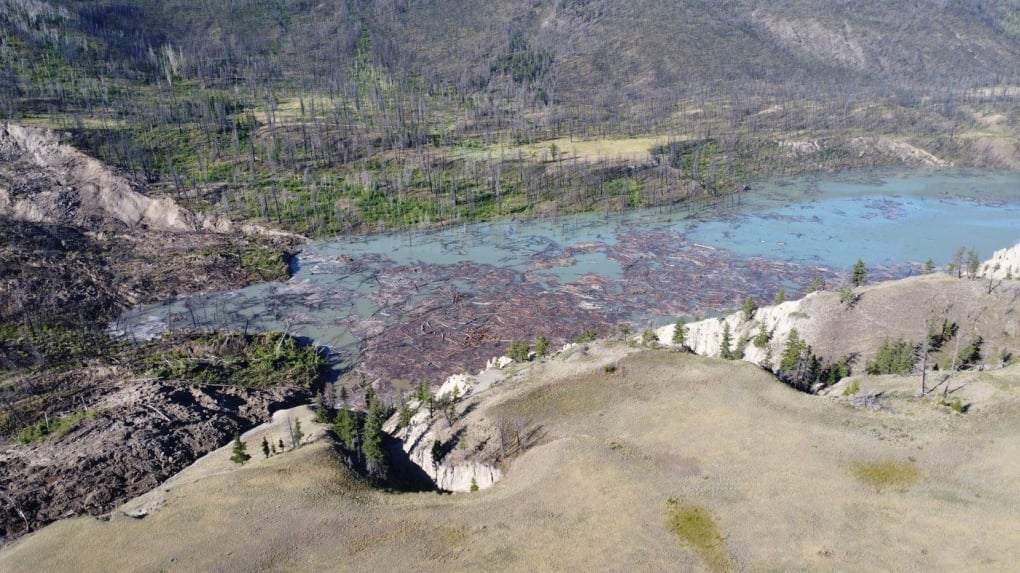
[2,0,1020,236]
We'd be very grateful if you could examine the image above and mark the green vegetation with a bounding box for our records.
[851,259,868,287]
[574,329,599,344]
[955,335,984,370]
[334,409,358,450]
[641,330,660,347]
[665,498,731,572]
[534,336,550,358]
[145,332,325,387]
[939,396,969,413]
[779,329,807,372]
[230,434,251,465]
[776,329,851,390]
[843,380,861,396]
[752,323,771,349]
[508,340,531,362]
[240,246,290,283]
[362,399,386,476]
[742,297,757,321]
[671,319,687,347]
[718,322,734,360]
[16,409,95,445]
[839,286,862,309]
[866,338,915,375]
[849,460,920,491]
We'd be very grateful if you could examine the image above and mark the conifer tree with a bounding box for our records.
[851,259,867,286]
[334,408,357,449]
[775,287,786,304]
[779,329,807,372]
[719,322,733,359]
[671,318,687,347]
[261,436,271,458]
[742,297,757,320]
[362,400,386,475]
[534,335,550,357]
[230,433,251,465]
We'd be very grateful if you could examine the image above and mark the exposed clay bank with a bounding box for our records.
[114,169,1020,389]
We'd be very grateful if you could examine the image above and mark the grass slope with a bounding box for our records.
[3,348,1018,572]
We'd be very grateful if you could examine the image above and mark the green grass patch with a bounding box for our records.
[17,409,96,445]
[665,498,732,572]
[849,460,921,491]
[241,245,290,283]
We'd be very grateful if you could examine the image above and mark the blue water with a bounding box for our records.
[114,169,1020,366]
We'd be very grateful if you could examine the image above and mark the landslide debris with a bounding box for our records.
[0,124,309,544]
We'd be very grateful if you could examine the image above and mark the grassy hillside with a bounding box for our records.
[3,347,1018,571]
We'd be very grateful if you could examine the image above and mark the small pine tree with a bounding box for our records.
[719,322,733,359]
[671,318,687,347]
[775,287,786,304]
[966,248,980,278]
[278,438,285,452]
[851,259,867,286]
[952,246,966,278]
[261,436,271,458]
[924,258,936,274]
[752,323,771,349]
[334,408,357,449]
[742,297,757,321]
[292,418,304,446]
[779,329,807,372]
[534,335,550,357]
[339,386,349,406]
[362,400,386,474]
[230,433,251,465]
[470,477,479,492]
[398,399,413,429]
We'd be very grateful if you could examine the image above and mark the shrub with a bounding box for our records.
[842,379,860,396]
[642,329,659,346]
[939,396,968,413]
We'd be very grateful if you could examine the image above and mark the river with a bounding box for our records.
[113,169,1020,390]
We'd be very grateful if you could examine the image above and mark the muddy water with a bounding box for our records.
[113,169,1020,386]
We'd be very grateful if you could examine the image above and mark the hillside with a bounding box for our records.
[2,343,1017,571]
[2,1,1020,234]
[659,271,1020,391]
[3,0,1020,559]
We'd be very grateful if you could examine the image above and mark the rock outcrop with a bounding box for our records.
[980,242,1020,280]
[384,370,505,492]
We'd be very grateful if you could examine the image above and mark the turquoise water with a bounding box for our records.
[114,169,1020,371]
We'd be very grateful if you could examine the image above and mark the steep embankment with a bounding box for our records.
[656,270,1020,384]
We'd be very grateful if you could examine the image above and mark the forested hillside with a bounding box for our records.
[3,0,1019,234]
